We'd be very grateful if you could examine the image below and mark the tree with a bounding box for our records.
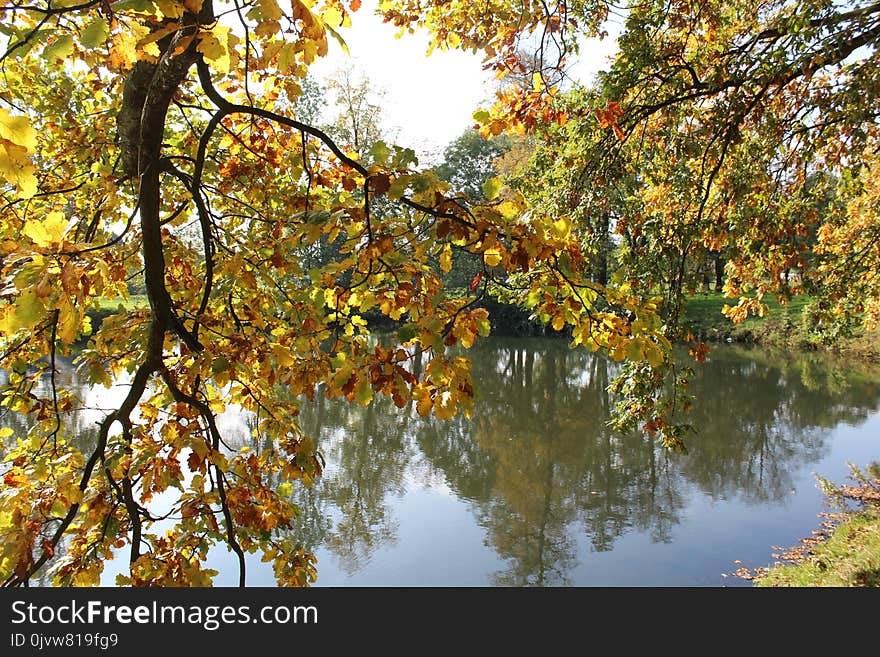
[324,66,388,155]
[524,0,880,326]
[5,0,873,589]
[489,0,880,439]
[436,128,508,201]
[434,128,510,289]
[0,1,671,587]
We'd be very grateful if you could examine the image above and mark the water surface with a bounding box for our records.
[224,340,880,586]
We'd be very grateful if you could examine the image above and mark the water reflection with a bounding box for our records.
[5,341,880,585]
[289,340,880,585]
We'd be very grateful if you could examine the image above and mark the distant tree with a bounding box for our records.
[325,67,387,156]
[436,128,509,200]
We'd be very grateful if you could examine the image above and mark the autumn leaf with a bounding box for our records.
[197,24,232,74]
[79,19,110,48]
[483,248,502,267]
[440,243,452,273]
[0,108,38,198]
[482,177,502,200]
[371,173,391,196]
[2,0,874,591]
[22,212,70,247]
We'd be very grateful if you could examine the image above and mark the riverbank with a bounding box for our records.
[682,293,880,362]
[735,466,880,587]
[685,294,880,587]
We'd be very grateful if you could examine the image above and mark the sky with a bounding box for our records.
[308,2,622,163]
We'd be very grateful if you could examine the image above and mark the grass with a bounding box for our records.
[681,292,812,339]
[681,292,880,360]
[755,510,880,587]
[96,294,148,311]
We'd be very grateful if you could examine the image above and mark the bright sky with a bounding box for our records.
[309,2,622,163]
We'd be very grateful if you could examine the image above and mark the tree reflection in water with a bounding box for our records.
[290,340,880,585]
[5,341,880,585]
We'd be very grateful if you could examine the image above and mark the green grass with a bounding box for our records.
[681,292,880,359]
[756,510,880,587]
[96,294,148,311]
[682,292,812,334]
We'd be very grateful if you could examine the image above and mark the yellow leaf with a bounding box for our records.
[57,295,79,344]
[433,390,457,420]
[258,0,284,20]
[136,23,182,50]
[22,212,69,247]
[552,216,571,239]
[440,244,452,273]
[0,141,37,199]
[0,108,37,152]
[322,6,343,28]
[483,248,502,267]
[197,25,231,74]
[109,30,139,69]
[482,177,501,200]
[496,200,519,219]
[532,71,545,93]
[154,0,185,18]
[271,343,295,367]
[459,328,476,348]
[415,388,433,417]
[0,290,46,335]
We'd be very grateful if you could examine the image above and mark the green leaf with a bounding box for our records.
[482,177,502,200]
[472,109,491,124]
[79,19,109,49]
[369,141,390,165]
[353,377,373,406]
[42,35,74,61]
[326,25,350,55]
[391,147,418,168]
[397,323,417,343]
[257,0,283,20]
[87,361,113,388]
[110,0,156,13]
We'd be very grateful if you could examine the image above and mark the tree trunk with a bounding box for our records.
[597,211,609,286]
[714,253,725,291]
